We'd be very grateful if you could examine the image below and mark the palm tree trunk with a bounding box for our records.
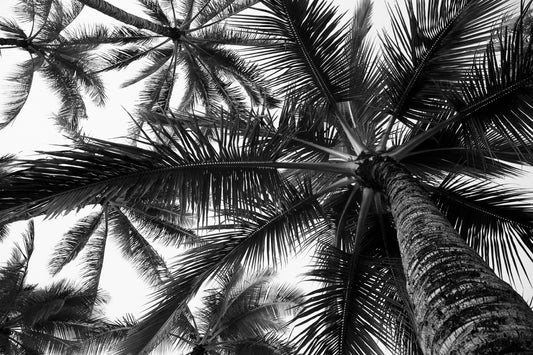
[76,0,175,37]
[370,157,533,354]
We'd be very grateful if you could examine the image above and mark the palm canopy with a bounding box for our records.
[0,220,128,354]
[2,0,533,353]
[78,0,275,117]
[0,0,109,136]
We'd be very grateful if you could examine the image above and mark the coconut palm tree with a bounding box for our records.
[2,0,533,354]
[0,0,109,136]
[0,220,118,354]
[76,0,273,114]
[140,266,299,354]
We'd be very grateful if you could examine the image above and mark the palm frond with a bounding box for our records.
[117,180,329,354]
[216,180,332,270]
[19,279,103,328]
[293,244,420,355]
[59,24,155,48]
[77,314,137,354]
[108,207,171,286]
[15,0,53,31]
[235,0,350,105]
[118,204,198,247]
[79,221,108,293]
[401,126,524,181]
[0,118,289,224]
[40,59,86,136]
[381,0,508,129]
[120,47,174,88]
[136,61,176,113]
[37,0,84,42]
[191,0,260,28]
[191,43,273,108]
[444,12,533,157]
[0,17,27,39]
[137,0,171,26]
[430,174,533,285]
[48,210,104,276]
[0,58,39,129]
[0,221,35,309]
[115,234,237,354]
[213,272,302,341]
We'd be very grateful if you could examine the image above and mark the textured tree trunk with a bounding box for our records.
[371,158,533,354]
[76,0,174,37]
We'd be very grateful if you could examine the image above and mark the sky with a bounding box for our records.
[0,0,532,351]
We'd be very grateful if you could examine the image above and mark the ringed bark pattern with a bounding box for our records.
[370,158,533,354]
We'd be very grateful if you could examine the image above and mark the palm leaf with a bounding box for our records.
[137,0,171,26]
[444,13,533,157]
[115,233,239,354]
[40,59,86,136]
[0,221,34,310]
[293,244,420,355]
[79,221,108,293]
[192,0,261,28]
[0,118,291,224]
[48,210,104,276]
[77,314,137,355]
[430,174,533,285]
[235,0,350,105]
[0,58,40,129]
[36,0,84,42]
[15,0,53,31]
[118,204,198,247]
[381,0,507,128]
[108,207,171,286]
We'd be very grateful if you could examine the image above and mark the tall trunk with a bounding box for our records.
[370,158,533,354]
[76,0,174,37]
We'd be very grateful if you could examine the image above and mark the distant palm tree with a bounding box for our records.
[3,0,533,354]
[146,267,299,354]
[0,221,107,354]
[0,0,107,136]
[77,0,272,113]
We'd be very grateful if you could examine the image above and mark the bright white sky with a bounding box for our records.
[0,0,532,351]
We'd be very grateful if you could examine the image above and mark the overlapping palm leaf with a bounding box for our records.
[393,5,533,159]
[234,0,351,106]
[127,266,299,354]
[293,243,420,355]
[116,178,335,354]
[0,221,118,355]
[429,174,533,285]
[380,0,508,130]
[48,206,171,289]
[0,117,292,225]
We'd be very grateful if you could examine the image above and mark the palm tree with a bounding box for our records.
[0,0,107,136]
[76,0,273,113]
[0,220,112,354]
[144,267,299,354]
[2,0,533,354]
